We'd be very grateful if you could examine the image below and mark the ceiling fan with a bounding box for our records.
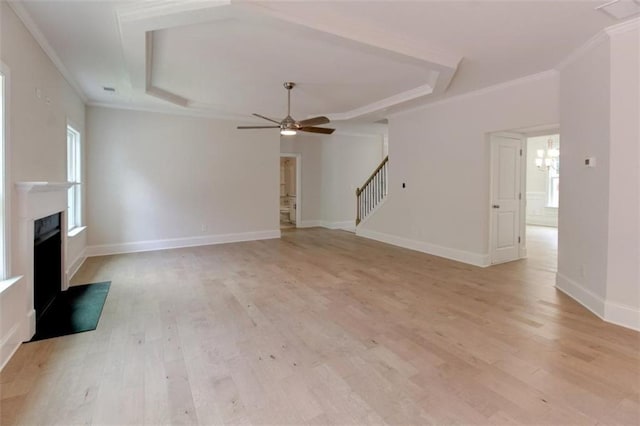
[237,82,335,136]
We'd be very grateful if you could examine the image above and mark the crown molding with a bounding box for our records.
[604,16,640,35]
[117,0,460,121]
[117,0,231,24]
[326,82,435,122]
[86,100,247,122]
[238,1,462,70]
[555,30,609,72]
[7,1,88,103]
[556,17,640,71]
[388,69,558,119]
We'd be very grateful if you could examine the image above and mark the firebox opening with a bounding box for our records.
[33,212,62,324]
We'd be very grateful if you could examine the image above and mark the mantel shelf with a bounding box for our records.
[16,182,73,193]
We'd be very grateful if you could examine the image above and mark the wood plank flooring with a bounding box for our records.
[1,227,639,425]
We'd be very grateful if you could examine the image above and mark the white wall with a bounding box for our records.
[605,26,640,325]
[280,134,323,225]
[321,133,384,227]
[359,72,559,266]
[556,23,639,330]
[557,36,612,317]
[1,2,86,368]
[280,130,384,229]
[526,135,558,227]
[85,107,280,253]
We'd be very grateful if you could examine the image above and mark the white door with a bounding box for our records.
[490,134,522,264]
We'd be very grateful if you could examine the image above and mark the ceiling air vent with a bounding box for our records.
[103,86,116,93]
[596,0,640,20]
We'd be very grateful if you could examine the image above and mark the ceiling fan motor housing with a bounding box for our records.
[282,115,297,130]
[237,81,335,134]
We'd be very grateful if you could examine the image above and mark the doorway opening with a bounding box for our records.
[524,133,559,272]
[488,129,560,268]
[280,154,301,229]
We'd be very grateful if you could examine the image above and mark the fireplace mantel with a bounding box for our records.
[15,181,72,341]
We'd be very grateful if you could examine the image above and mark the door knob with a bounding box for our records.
[492,205,500,209]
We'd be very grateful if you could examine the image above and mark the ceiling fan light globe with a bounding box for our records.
[281,129,297,136]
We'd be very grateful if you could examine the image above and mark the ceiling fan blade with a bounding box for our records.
[237,125,280,129]
[252,113,281,124]
[297,116,330,127]
[300,126,335,134]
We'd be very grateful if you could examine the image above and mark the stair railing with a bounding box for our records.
[356,156,388,225]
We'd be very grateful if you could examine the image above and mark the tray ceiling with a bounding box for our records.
[9,0,620,122]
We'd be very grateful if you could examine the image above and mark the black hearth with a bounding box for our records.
[33,212,62,323]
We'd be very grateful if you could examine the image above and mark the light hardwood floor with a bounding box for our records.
[1,227,639,425]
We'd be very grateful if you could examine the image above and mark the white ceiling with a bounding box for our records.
[10,0,624,123]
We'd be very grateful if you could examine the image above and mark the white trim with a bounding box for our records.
[604,300,640,331]
[326,83,434,121]
[280,153,302,227]
[555,273,606,319]
[0,275,21,298]
[553,274,640,331]
[0,62,9,278]
[68,225,87,238]
[296,220,355,231]
[526,216,558,228]
[0,275,28,371]
[356,228,490,267]
[6,1,88,102]
[604,16,640,36]
[85,230,281,257]
[66,248,86,281]
[555,30,609,72]
[297,220,323,228]
[388,70,558,119]
[1,322,22,371]
[322,221,356,232]
[87,101,247,122]
[555,18,639,71]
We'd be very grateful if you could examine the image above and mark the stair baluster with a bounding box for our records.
[356,156,389,226]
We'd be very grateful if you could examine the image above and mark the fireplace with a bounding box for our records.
[33,212,62,323]
[15,182,72,340]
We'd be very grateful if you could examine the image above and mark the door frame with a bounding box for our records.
[488,131,526,264]
[280,153,302,226]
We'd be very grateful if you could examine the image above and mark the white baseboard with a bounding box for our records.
[604,300,640,331]
[0,276,33,371]
[297,220,355,231]
[85,229,281,257]
[556,273,640,331]
[526,217,558,227]
[555,273,606,319]
[0,323,22,371]
[322,220,356,232]
[66,249,86,281]
[297,220,323,228]
[356,228,490,267]
[356,197,387,228]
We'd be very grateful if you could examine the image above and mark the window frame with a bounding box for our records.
[0,62,9,279]
[548,168,560,208]
[67,124,82,232]
[546,137,560,209]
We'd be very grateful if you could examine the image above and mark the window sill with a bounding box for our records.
[68,226,87,238]
[0,276,23,295]
[545,206,559,210]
